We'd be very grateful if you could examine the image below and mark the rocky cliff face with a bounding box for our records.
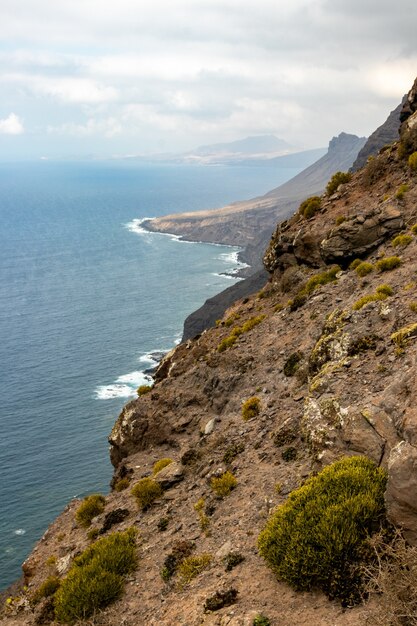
[3,83,417,626]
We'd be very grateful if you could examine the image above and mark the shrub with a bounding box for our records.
[87,528,99,541]
[391,323,417,348]
[194,498,210,532]
[137,384,152,396]
[258,456,387,603]
[349,258,362,270]
[395,184,409,200]
[282,446,297,462]
[161,540,194,582]
[375,256,401,272]
[223,442,245,464]
[211,471,237,498]
[289,266,340,312]
[362,156,386,187]
[298,196,321,219]
[392,234,412,248]
[114,477,130,492]
[218,316,265,352]
[223,551,244,571]
[376,284,393,297]
[204,588,238,611]
[31,576,61,604]
[352,294,384,311]
[242,396,260,421]
[75,494,105,528]
[177,553,212,584]
[283,352,303,377]
[326,171,351,196]
[153,458,173,475]
[157,517,169,532]
[54,529,137,623]
[253,616,271,626]
[409,151,417,171]
[409,301,417,313]
[335,215,346,225]
[131,478,163,510]
[355,262,374,277]
[412,224,417,235]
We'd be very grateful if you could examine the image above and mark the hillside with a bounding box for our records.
[3,78,417,626]
[142,132,366,252]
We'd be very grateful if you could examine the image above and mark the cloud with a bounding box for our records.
[0,113,24,135]
[47,117,122,137]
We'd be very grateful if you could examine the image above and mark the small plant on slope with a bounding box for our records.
[258,456,387,604]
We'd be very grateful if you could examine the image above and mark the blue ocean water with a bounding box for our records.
[0,160,301,589]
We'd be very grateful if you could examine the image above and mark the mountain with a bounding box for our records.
[351,96,407,171]
[4,81,417,626]
[142,132,366,252]
[192,135,292,156]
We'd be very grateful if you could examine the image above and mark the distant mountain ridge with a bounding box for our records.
[192,134,292,156]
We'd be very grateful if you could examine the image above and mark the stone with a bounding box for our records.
[99,508,130,534]
[154,462,184,490]
[386,441,417,544]
[203,418,217,435]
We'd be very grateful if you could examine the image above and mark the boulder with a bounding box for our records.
[154,461,184,490]
[385,441,417,544]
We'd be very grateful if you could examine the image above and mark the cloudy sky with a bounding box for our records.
[1,0,417,159]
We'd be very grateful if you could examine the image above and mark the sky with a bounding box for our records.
[1,0,417,160]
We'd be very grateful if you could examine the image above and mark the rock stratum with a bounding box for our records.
[3,82,417,626]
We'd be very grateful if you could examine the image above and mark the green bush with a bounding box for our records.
[137,384,152,396]
[114,477,130,492]
[242,396,260,421]
[54,529,137,623]
[411,224,417,235]
[253,616,271,626]
[31,576,61,604]
[349,258,362,270]
[376,284,393,297]
[218,316,265,351]
[177,553,212,585]
[352,284,393,310]
[395,184,409,200]
[211,471,237,498]
[153,458,173,475]
[75,494,105,528]
[326,171,351,196]
[298,196,321,219]
[258,456,387,603]
[392,234,412,248]
[131,477,163,510]
[289,266,340,312]
[355,262,374,277]
[409,151,417,170]
[283,352,303,377]
[335,215,346,225]
[375,256,401,272]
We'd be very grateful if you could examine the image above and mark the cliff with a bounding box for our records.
[4,82,417,626]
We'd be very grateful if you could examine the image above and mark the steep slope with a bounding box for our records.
[351,97,406,171]
[4,82,417,626]
[142,132,366,249]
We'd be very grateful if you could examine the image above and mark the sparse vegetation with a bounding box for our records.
[204,588,238,611]
[161,540,194,582]
[409,151,417,171]
[391,323,417,348]
[412,224,417,235]
[283,351,303,376]
[157,517,169,532]
[355,261,374,277]
[289,266,341,311]
[137,384,152,396]
[392,234,412,248]
[352,288,391,310]
[218,315,265,352]
[362,156,386,187]
[349,258,362,270]
[376,284,393,297]
[177,553,212,585]
[242,396,261,421]
[253,615,271,626]
[395,184,409,200]
[223,551,245,571]
[281,446,297,462]
[194,498,210,533]
[31,576,61,605]
[375,256,402,272]
[409,302,417,313]
[75,494,105,529]
[223,442,245,464]
[298,196,321,219]
[153,458,173,475]
[114,477,130,492]
[131,477,163,510]
[54,528,137,623]
[326,171,351,196]
[211,471,237,498]
[258,456,387,604]
[335,215,346,225]
[87,528,99,541]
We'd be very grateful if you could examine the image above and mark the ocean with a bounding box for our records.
[0,159,301,589]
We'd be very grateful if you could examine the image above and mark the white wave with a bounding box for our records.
[125,218,181,242]
[94,370,153,400]
[14,529,26,536]
[211,272,238,280]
